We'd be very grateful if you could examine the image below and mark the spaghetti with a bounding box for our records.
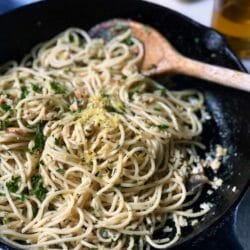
[0,28,221,249]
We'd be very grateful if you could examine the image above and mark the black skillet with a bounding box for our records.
[0,0,249,249]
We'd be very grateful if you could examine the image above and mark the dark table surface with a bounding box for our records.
[0,1,249,250]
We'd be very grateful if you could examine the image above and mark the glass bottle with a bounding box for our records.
[212,0,250,59]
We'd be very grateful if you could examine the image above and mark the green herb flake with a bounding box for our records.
[32,122,46,152]
[32,205,38,216]
[100,92,110,98]
[17,193,26,202]
[90,55,98,60]
[157,124,168,130]
[56,168,65,175]
[115,144,120,150]
[30,174,47,201]
[87,206,95,213]
[182,96,190,102]
[69,34,74,43]
[129,84,145,100]
[128,92,134,101]
[32,84,43,93]
[158,88,166,96]
[123,36,133,46]
[21,86,29,99]
[1,103,11,112]
[54,137,62,146]
[64,68,71,73]
[134,85,144,92]
[78,38,86,47]
[2,217,9,225]
[154,107,162,111]
[6,176,21,193]
[0,192,5,196]
[50,81,66,94]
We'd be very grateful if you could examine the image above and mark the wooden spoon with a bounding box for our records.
[90,19,250,92]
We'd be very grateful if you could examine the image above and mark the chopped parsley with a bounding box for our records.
[6,176,21,193]
[32,205,38,216]
[181,96,191,102]
[154,107,162,111]
[0,192,5,196]
[157,124,168,130]
[21,86,29,99]
[32,84,43,93]
[87,206,95,213]
[56,168,65,174]
[129,84,145,100]
[32,122,46,152]
[123,36,133,46]
[50,81,66,94]
[78,38,85,47]
[64,68,71,73]
[100,92,110,98]
[54,137,63,146]
[128,92,134,101]
[17,193,26,202]
[161,89,166,96]
[1,103,11,112]
[2,218,9,225]
[30,175,47,201]
[69,34,74,43]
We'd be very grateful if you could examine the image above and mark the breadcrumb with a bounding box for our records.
[191,219,199,226]
[215,145,227,158]
[163,226,173,233]
[207,189,213,195]
[211,177,223,190]
[210,158,221,172]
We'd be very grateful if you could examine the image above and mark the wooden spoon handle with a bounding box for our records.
[177,57,250,92]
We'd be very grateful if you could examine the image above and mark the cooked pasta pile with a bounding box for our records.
[0,28,222,249]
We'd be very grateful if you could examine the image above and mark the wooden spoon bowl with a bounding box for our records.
[90,19,250,92]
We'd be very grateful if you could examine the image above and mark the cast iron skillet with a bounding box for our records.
[0,0,249,249]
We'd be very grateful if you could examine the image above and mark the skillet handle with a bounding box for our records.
[177,57,250,92]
